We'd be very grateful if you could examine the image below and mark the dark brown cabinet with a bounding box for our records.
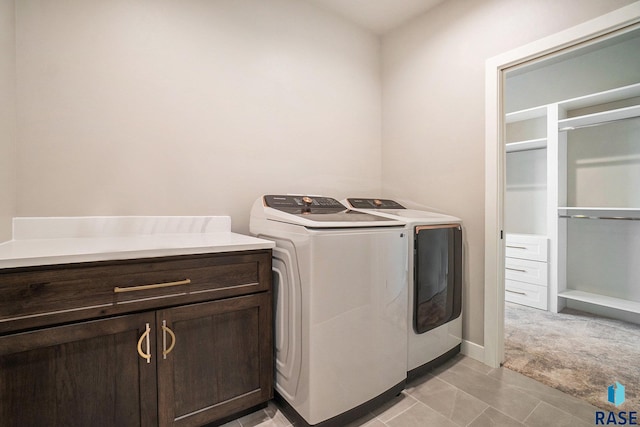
[157,293,272,426]
[0,312,159,426]
[0,250,273,427]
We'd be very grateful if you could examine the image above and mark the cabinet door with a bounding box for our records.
[0,313,158,427]
[157,293,273,427]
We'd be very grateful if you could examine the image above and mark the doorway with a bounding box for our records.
[501,28,640,409]
[483,3,640,369]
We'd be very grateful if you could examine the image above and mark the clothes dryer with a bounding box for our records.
[250,195,408,427]
[344,198,463,379]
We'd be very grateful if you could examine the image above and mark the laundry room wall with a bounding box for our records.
[12,0,382,233]
[0,0,16,242]
[380,0,636,348]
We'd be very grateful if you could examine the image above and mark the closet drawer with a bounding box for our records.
[505,258,548,286]
[505,234,548,262]
[505,280,548,310]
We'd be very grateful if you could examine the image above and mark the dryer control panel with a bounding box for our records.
[347,198,405,209]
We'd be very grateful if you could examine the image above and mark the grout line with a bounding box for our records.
[430,369,462,390]
[465,407,488,427]
[488,405,527,426]
[415,384,491,425]
[532,398,595,425]
[431,363,541,425]
[379,399,419,425]
[522,400,542,424]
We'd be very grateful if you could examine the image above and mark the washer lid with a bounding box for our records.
[262,195,402,228]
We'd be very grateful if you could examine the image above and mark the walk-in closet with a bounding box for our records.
[504,27,640,322]
[501,27,640,407]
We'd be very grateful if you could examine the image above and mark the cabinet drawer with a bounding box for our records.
[0,251,271,333]
[505,258,548,286]
[505,280,548,310]
[505,234,548,262]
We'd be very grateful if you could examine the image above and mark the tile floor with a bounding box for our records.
[223,354,601,427]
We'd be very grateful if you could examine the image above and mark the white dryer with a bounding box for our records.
[344,198,463,379]
[250,195,408,427]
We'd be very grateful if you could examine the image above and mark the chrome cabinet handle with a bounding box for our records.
[506,289,527,296]
[114,279,191,293]
[506,267,527,273]
[162,320,176,359]
[137,323,151,363]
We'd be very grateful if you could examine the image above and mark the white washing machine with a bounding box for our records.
[344,198,463,379]
[250,195,408,427]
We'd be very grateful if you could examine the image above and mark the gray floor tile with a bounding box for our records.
[242,356,606,427]
[435,362,540,421]
[385,402,458,427]
[408,374,488,426]
[468,407,524,427]
[237,403,292,427]
[344,412,378,427]
[371,391,418,423]
[523,401,594,427]
[488,367,600,424]
[456,354,495,375]
[424,354,466,378]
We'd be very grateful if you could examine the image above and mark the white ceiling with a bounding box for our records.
[307,0,446,34]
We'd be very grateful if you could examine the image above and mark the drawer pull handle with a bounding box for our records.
[506,289,527,296]
[114,279,191,293]
[162,320,176,359]
[506,267,527,273]
[137,323,151,363]
[506,245,527,250]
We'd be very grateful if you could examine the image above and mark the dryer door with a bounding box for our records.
[414,224,462,334]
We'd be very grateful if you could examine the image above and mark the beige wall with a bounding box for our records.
[380,0,636,346]
[5,0,637,349]
[14,0,382,233]
[0,0,16,242]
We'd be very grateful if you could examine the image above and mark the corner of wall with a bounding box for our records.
[0,0,17,242]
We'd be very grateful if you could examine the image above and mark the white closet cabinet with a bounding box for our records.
[505,105,550,310]
[507,82,640,320]
[505,234,549,310]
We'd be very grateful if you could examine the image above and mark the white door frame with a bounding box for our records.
[483,2,640,368]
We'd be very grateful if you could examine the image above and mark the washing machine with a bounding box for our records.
[250,195,408,427]
[344,198,463,379]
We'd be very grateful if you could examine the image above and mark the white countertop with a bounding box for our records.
[0,216,274,269]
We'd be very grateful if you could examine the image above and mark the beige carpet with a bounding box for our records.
[503,302,640,411]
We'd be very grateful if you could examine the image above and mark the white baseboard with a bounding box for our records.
[461,339,484,362]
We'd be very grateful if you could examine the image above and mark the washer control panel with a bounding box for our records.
[264,195,345,212]
[347,198,405,209]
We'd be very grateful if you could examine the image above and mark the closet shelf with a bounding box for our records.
[505,105,547,123]
[558,104,640,131]
[506,138,547,153]
[558,290,640,314]
[558,82,640,111]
